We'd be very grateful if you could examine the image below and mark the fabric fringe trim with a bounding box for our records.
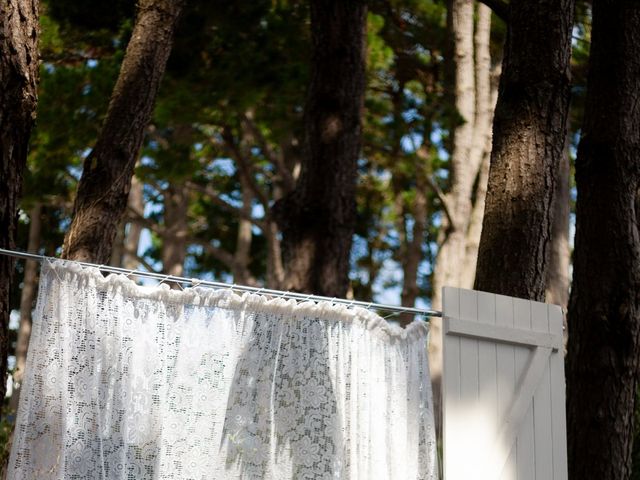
[43,259,429,342]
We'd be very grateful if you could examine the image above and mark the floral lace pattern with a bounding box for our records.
[9,261,438,479]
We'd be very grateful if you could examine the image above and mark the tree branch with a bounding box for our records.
[424,175,456,230]
[121,246,159,273]
[191,238,236,269]
[240,112,296,193]
[184,180,266,231]
[221,126,272,209]
[477,0,509,23]
[126,206,165,235]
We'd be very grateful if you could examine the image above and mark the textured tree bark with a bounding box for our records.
[109,221,126,267]
[61,0,185,264]
[474,0,574,300]
[566,1,640,478]
[0,0,39,406]
[10,203,41,412]
[272,0,366,297]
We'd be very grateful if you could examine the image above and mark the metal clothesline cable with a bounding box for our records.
[0,247,442,319]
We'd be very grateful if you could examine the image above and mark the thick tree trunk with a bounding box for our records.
[10,203,41,412]
[566,1,640,478]
[474,0,574,300]
[61,0,185,263]
[0,0,39,406]
[272,0,366,297]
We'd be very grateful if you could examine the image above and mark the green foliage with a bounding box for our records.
[18,0,519,300]
[0,404,15,471]
[14,0,591,304]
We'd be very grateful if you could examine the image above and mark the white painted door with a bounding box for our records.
[441,287,567,480]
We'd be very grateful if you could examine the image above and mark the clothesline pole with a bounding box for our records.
[0,247,441,319]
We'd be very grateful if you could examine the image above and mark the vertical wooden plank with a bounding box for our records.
[531,301,553,480]
[442,287,460,480]
[477,291,499,479]
[458,290,482,478]
[514,299,535,480]
[548,304,568,480]
[459,289,479,413]
[477,291,498,445]
[496,294,517,480]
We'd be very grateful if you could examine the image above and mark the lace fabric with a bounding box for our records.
[9,260,438,479]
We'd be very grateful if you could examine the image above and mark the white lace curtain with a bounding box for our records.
[9,261,437,479]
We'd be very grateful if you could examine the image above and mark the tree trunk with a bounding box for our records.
[545,147,570,309]
[399,180,427,309]
[109,221,125,266]
[61,0,185,264]
[272,0,367,297]
[123,173,145,270]
[0,0,39,407]
[265,220,285,289]
[399,171,427,325]
[431,0,476,311]
[460,3,496,289]
[474,0,574,300]
[161,182,188,278]
[10,203,41,412]
[233,176,255,285]
[566,1,640,478]
[429,0,494,430]
[546,142,571,347]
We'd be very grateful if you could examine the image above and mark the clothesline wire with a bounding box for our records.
[0,247,442,319]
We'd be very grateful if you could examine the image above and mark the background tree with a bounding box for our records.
[430,0,496,309]
[566,0,640,477]
[474,0,575,300]
[427,0,499,416]
[13,3,636,475]
[9,203,41,411]
[272,0,368,297]
[0,0,39,406]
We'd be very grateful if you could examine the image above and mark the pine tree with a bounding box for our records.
[566,0,640,477]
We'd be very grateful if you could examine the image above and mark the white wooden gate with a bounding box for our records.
[441,287,567,480]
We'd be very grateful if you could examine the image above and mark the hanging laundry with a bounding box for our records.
[9,260,438,479]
